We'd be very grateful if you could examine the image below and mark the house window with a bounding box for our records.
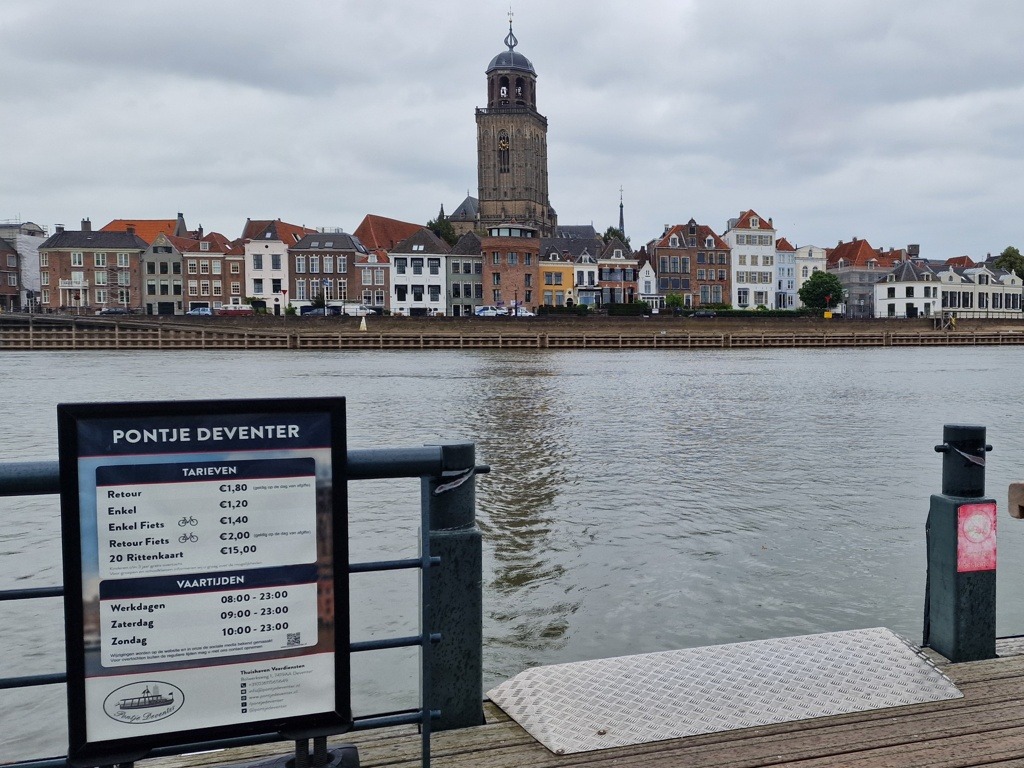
[118,253,130,267]
[94,253,107,267]
[362,268,373,285]
[309,256,320,273]
[188,281,198,296]
[324,255,334,273]
[396,258,407,274]
[252,253,263,270]
[200,261,210,274]
[428,258,440,275]
[71,252,83,267]
[271,254,282,270]
[492,273,501,285]
[374,268,385,285]
[253,279,264,294]
[429,285,440,302]
[412,258,424,275]
[230,262,240,274]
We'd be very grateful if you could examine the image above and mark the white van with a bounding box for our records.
[341,304,377,317]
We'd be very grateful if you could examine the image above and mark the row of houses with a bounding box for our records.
[1,209,1020,319]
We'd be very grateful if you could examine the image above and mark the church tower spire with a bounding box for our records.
[475,15,555,236]
[619,186,625,237]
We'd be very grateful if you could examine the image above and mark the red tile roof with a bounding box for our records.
[653,221,729,250]
[733,209,774,230]
[101,219,179,244]
[242,219,317,245]
[827,238,901,269]
[945,255,976,268]
[775,237,796,252]
[354,214,423,251]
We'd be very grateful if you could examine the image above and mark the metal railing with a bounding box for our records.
[1,444,487,768]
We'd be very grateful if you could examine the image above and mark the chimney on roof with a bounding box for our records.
[56,224,65,234]
[197,225,204,239]
[908,244,920,258]
[126,225,135,236]
[81,218,91,232]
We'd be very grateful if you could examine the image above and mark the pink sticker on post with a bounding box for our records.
[958,502,997,572]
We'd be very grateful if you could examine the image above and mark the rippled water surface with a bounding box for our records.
[4,347,1024,761]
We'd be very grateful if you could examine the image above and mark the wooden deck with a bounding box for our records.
[154,643,1024,768]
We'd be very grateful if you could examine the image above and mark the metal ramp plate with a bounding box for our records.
[486,627,962,754]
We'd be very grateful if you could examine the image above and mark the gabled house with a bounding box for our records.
[390,228,451,316]
[182,232,236,311]
[288,231,367,309]
[141,233,192,314]
[636,249,659,309]
[774,237,797,310]
[539,234,602,308]
[827,238,901,318]
[597,238,638,305]
[647,219,729,309]
[242,219,317,315]
[448,232,484,316]
[36,219,147,313]
[355,250,390,311]
[723,210,775,309]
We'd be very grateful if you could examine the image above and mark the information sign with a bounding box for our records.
[58,398,349,767]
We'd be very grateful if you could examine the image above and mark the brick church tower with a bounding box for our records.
[475,18,557,236]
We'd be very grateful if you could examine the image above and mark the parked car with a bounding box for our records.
[475,305,507,317]
[339,304,378,317]
[95,307,132,315]
[300,306,340,317]
[185,306,212,316]
[690,309,717,318]
[510,307,535,317]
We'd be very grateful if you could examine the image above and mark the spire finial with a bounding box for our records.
[618,186,625,235]
[505,6,517,51]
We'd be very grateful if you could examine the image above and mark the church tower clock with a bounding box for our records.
[476,18,556,236]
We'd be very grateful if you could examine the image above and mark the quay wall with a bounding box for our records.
[2,314,1024,351]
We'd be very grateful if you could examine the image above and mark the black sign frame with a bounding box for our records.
[58,398,350,767]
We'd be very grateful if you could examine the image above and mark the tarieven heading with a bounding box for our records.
[112,424,301,445]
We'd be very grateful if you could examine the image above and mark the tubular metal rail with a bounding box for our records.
[0,445,488,768]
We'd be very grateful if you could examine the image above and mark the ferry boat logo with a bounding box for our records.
[103,682,184,724]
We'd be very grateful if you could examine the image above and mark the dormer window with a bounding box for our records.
[669,236,679,247]
[200,242,210,252]
[614,249,623,258]
[837,259,846,268]
[705,237,714,248]
[887,274,895,282]
[750,217,760,228]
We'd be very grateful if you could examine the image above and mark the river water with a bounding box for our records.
[3,347,1024,761]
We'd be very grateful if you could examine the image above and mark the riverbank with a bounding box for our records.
[2,313,1024,350]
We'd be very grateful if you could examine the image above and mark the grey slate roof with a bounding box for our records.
[392,228,451,255]
[552,225,598,240]
[450,232,483,256]
[291,232,369,254]
[539,236,603,261]
[39,230,148,250]
[449,196,479,222]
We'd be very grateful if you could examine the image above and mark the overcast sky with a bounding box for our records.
[4,0,1024,259]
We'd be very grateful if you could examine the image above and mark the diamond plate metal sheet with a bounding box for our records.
[486,627,962,754]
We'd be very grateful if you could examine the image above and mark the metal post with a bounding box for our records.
[422,442,484,730]
[924,424,996,661]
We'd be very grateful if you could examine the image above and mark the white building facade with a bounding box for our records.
[723,209,777,309]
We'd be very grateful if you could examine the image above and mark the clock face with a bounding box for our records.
[499,137,509,150]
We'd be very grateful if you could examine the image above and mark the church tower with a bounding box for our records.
[476,18,556,236]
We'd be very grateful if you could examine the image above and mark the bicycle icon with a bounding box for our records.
[178,532,199,544]
[178,516,198,527]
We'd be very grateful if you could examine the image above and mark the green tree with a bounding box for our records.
[798,271,845,310]
[664,294,686,309]
[993,246,1024,277]
[602,226,631,249]
[427,204,458,246]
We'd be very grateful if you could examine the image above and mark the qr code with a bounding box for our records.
[286,632,301,647]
